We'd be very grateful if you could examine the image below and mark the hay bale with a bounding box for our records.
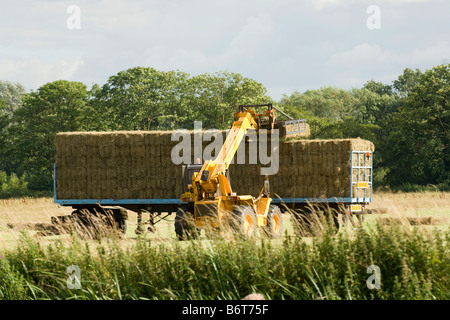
[377,215,448,226]
[55,131,374,200]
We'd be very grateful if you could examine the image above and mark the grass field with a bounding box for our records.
[0,192,448,300]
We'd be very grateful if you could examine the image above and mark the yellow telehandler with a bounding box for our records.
[176,103,307,240]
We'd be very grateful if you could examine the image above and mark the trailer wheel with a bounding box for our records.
[118,219,127,234]
[263,205,283,238]
[70,209,105,239]
[292,211,320,237]
[175,207,199,240]
[112,209,128,235]
[231,206,257,237]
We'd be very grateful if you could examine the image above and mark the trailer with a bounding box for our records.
[53,150,372,236]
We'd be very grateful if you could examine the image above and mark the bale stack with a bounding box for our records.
[55,131,374,200]
[229,138,374,199]
[56,131,178,199]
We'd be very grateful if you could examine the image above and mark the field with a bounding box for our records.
[0,192,449,300]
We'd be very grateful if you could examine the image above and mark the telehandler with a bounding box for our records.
[176,103,306,240]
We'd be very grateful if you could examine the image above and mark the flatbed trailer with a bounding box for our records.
[53,150,373,234]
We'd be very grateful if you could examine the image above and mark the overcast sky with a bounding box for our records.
[1,0,449,100]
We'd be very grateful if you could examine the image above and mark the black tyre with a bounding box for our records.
[118,219,127,234]
[70,209,104,239]
[174,207,199,240]
[111,209,128,235]
[263,205,283,238]
[231,206,257,237]
[292,211,322,237]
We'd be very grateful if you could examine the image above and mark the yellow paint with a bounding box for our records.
[357,181,369,189]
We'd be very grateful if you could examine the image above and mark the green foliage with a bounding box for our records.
[7,80,93,190]
[382,183,450,193]
[0,82,25,173]
[280,87,357,121]
[0,171,29,198]
[0,81,25,114]
[279,102,332,138]
[93,67,191,130]
[363,80,393,96]
[0,100,11,172]
[383,64,450,186]
[1,225,448,300]
[351,88,400,125]
[183,71,269,129]
[392,68,423,97]
[314,117,380,141]
[94,68,269,131]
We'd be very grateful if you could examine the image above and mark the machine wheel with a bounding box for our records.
[70,209,105,239]
[263,205,283,238]
[118,219,127,234]
[174,207,199,240]
[231,206,257,237]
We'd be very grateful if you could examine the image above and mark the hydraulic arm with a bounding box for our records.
[177,104,305,239]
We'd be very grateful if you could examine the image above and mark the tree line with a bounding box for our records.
[0,65,448,196]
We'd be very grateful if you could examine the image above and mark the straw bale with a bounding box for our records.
[55,131,374,200]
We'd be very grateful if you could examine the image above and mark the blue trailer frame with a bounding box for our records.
[54,151,372,210]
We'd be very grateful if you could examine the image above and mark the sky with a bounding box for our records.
[0,0,449,100]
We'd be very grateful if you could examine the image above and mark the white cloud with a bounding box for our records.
[229,14,274,52]
[311,0,432,10]
[0,59,84,90]
[134,13,275,73]
[325,41,450,88]
[0,0,448,99]
[311,0,341,11]
[84,0,158,32]
[213,13,274,68]
[328,41,450,66]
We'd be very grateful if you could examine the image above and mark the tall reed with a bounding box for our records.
[0,222,448,300]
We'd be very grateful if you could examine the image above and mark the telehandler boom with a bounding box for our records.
[176,103,305,239]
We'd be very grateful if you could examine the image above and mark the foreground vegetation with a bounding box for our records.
[0,194,448,300]
[0,221,448,300]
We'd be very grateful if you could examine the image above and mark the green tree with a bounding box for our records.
[0,81,26,173]
[9,80,93,190]
[384,64,450,186]
[0,100,11,172]
[280,87,357,121]
[94,68,269,131]
[351,87,400,125]
[280,88,363,138]
[279,100,333,138]
[184,71,269,129]
[363,80,393,96]
[315,117,380,142]
[0,171,28,198]
[392,68,423,97]
[94,67,191,130]
[0,81,26,114]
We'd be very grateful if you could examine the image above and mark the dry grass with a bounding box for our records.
[0,191,448,249]
[377,215,448,226]
[367,191,450,216]
[0,198,72,248]
[363,191,449,231]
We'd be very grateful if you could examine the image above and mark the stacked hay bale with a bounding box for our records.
[229,138,374,199]
[55,131,374,200]
[56,131,178,199]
